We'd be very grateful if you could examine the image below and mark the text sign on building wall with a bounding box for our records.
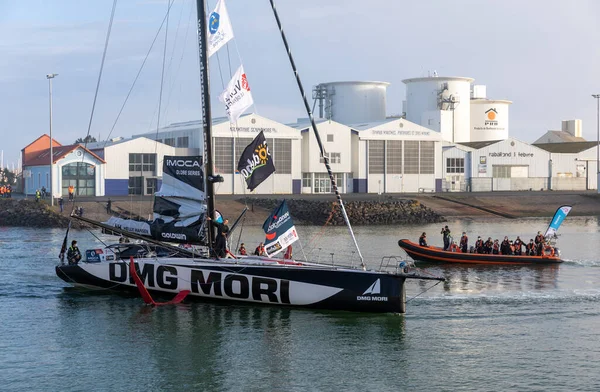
[488,152,534,158]
[371,130,430,136]
[229,127,277,134]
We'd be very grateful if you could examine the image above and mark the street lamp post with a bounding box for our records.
[593,94,600,194]
[47,73,58,206]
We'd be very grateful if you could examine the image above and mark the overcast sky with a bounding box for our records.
[1,0,599,167]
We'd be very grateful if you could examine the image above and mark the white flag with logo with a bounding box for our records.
[208,0,234,57]
[219,65,254,123]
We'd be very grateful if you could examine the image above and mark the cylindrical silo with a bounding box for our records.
[469,99,512,142]
[315,81,389,124]
[402,76,474,143]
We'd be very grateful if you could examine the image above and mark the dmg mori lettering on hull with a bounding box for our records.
[356,296,388,301]
[190,270,291,304]
[109,263,178,290]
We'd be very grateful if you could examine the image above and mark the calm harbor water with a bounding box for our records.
[1,217,600,391]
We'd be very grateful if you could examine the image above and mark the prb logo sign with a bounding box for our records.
[485,108,498,126]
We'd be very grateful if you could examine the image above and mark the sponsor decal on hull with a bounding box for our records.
[99,263,344,305]
[357,279,389,302]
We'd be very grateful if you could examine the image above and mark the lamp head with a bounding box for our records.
[592,94,600,99]
[46,73,58,79]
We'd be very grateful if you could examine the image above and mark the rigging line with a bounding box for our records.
[269,0,365,269]
[68,0,118,217]
[405,280,444,304]
[230,20,258,116]
[154,0,172,156]
[157,0,187,124]
[102,0,176,148]
[162,0,194,123]
[226,44,232,78]
[215,52,226,89]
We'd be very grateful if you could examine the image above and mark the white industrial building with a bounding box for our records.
[84,137,183,196]
[350,119,443,193]
[24,74,597,198]
[290,119,354,194]
[440,138,599,192]
[136,114,303,195]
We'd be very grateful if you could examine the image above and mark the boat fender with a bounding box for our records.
[542,245,555,257]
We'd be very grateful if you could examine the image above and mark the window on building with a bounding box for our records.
[334,172,344,191]
[164,138,175,147]
[313,173,331,193]
[368,140,384,174]
[492,165,511,178]
[214,137,233,173]
[146,178,157,194]
[176,136,189,148]
[446,157,465,174]
[302,173,312,188]
[327,134,334,142]
[404,141,419,174]
[420,141,435,174]
[62,162,96,196]
[330,152,341,164]
[387,140,402,174]
[234,138,254,166]
[272,138,291,174]
[320,152,329,164]
[129,153,156,173]
[128,176,143,195]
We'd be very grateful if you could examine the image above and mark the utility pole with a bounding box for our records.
[47,73,58,206]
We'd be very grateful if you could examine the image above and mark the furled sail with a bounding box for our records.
[103,156,207,245]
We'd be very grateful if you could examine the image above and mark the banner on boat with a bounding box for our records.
[237,131,276,191]
[207,0,234,57]
[543,205,572,238]
[262,200,299,257]
[219,65,253,123]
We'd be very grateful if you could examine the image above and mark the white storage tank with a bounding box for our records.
[470,99,511,142]
[402,76,474,143]
[313,81,389,124]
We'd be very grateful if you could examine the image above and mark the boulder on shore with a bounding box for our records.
[0,199,89,229]
[245,198,446,226]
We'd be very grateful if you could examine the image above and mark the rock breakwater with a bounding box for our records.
[246,198,446,226]
[0,199,88,228]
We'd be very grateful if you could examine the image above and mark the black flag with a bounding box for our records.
[237,131,276,191]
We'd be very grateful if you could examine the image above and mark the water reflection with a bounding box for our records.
[415,264,560,294]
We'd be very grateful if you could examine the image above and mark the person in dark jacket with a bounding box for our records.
[207,216,229,258]
[440,226,451,251]
[419,232,428,247]
[484,237,493,254]
[526,239,536,256]
[459,232,468,253]
[513,236,523,255]
[67,240,82,265]
[475,236,484,253]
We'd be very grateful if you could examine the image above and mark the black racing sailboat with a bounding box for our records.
[55,0,444,313]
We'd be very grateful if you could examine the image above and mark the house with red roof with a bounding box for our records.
[21,135,106,197]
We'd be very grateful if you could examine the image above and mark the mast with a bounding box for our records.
[269,0,365,269]
[195,0,220,249]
